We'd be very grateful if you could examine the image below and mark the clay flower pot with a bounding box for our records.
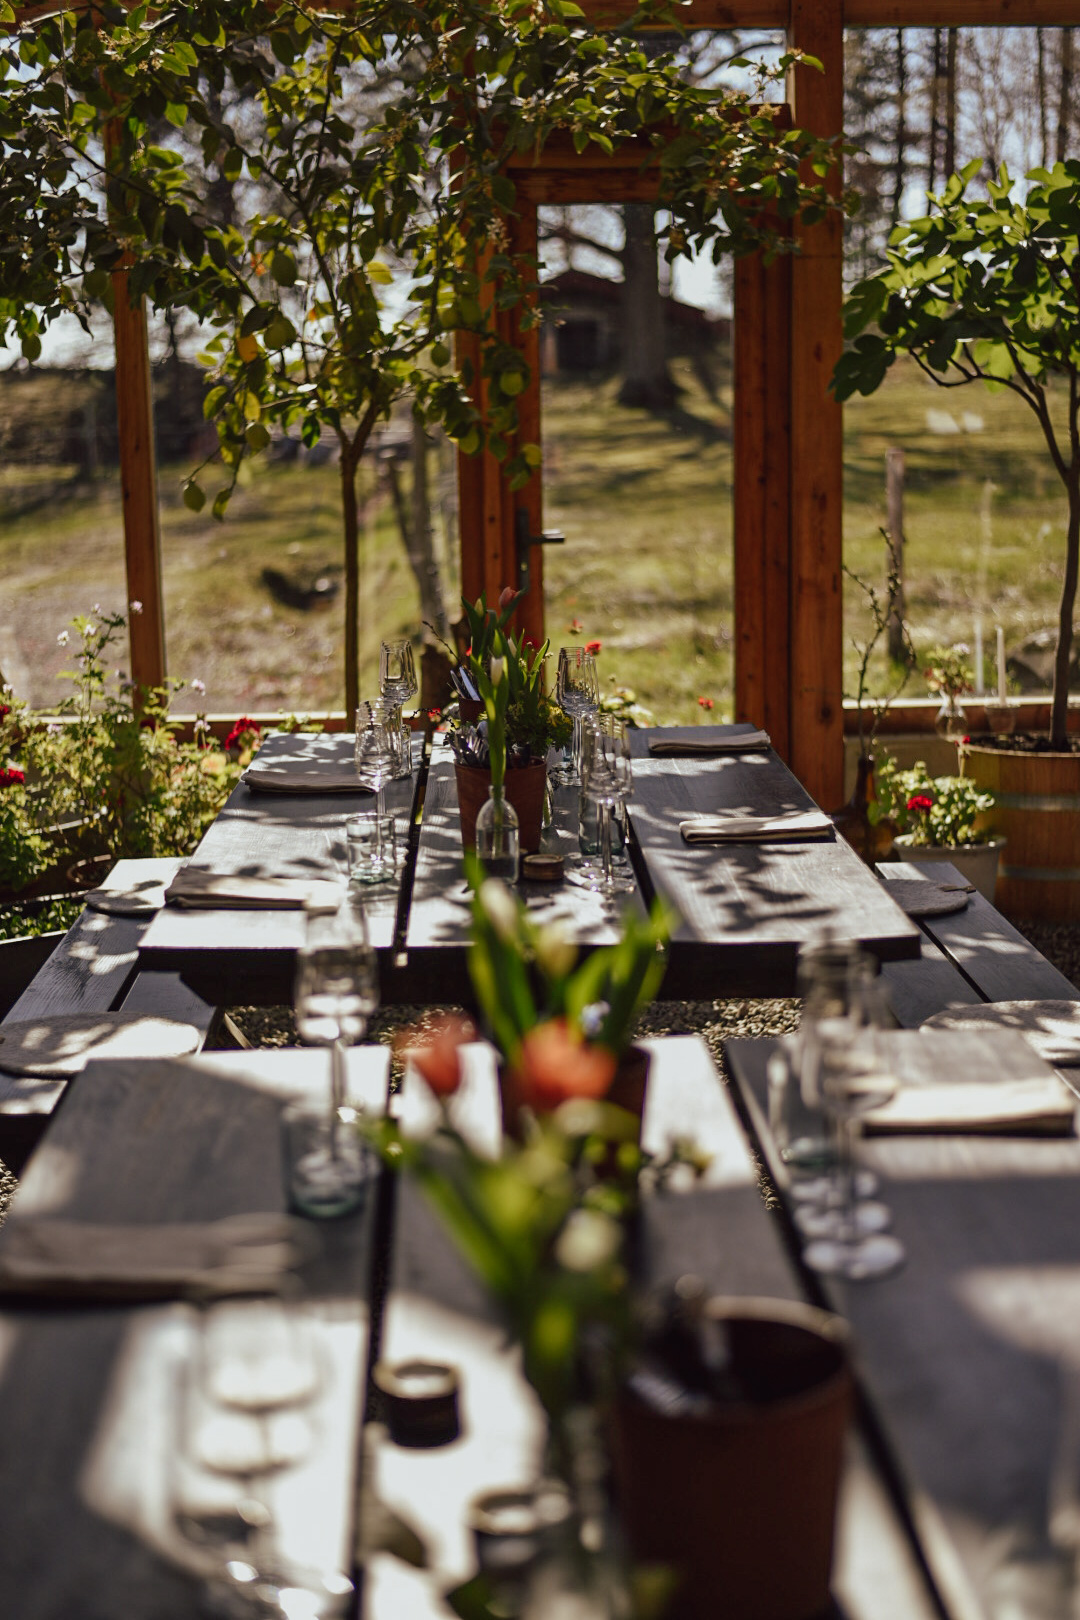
[611,1297,852,1620]
[456,760,547,853]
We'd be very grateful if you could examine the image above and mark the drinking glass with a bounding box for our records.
[799,979,905,1281]
[292,904,378,1215]
[379,640,417,779]
[553,647,598,786]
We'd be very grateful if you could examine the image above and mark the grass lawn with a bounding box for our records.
[0,354,1071,723]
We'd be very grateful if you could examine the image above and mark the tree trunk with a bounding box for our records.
[1038,28,1050,169]
[891,29,907,227]
[617,204,676,411]
[340,437,362,726]
[1051,466,1080,749]
[943,28,958,180]
[1057,27,1074,164]
[928,28,943,195]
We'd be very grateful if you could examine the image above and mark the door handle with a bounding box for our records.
[514,508,564,593]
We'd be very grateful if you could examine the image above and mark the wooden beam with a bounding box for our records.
[787,0,844,811]
[733,247,792,761]
[111,271,167,694]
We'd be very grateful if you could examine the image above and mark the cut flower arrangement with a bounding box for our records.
[442,589,572,769]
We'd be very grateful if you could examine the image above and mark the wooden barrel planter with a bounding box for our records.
[965,743,1080,920]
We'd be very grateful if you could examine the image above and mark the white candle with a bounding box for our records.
[997,626,1007,703]
[974,623,984,695]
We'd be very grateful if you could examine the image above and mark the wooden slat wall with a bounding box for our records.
[787,0,845,810]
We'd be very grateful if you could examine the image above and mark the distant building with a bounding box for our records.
[538,269,728,376]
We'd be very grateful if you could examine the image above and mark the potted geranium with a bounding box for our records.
[834,162,1080,918]
[876,757,1002,900]
[445,591,571,853]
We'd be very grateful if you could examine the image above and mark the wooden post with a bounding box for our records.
[787,0,845,808]
[885,446,907,666]
[111,267,167,696]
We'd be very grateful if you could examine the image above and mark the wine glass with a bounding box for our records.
[554,648,599,786]
[354,701,396,862]
[568,717,635,899]
[379,640,417,780]
[292,903,378,1215]
[799,980,905,1280]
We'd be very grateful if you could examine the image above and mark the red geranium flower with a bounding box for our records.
[225,716,261,753]
[697,696,714,710]
[907,793,935,813]
[568,618,583,634]
[585,640,602,655]
[0,766,25,787]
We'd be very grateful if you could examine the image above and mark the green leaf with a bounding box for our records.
[164,102,188,129]
[242,391,262,422]
[431,341,451,368]
[20,334,41,362]
[211,488,232,520]
[269,250,297,287]
[245,422,271,450]
[182,481,206,512]
[367,261,393,285]
[202,385,227,420]
[499,371,524,397]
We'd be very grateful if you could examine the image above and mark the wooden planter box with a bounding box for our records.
[966,743,1080,920]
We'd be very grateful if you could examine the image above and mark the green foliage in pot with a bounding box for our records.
[455,592,571,764]
[874,757,996,849]
[834,160,1080,748]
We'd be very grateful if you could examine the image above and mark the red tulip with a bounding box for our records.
[510,1019,616,1113]
[403,1014,477,1097]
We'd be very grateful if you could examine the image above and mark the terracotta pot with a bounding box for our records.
[611,1297,852,1620]
[893,833,1005,903]
[455,760,547,854]
[965,742,1080,919]
[498,1043,651,1143]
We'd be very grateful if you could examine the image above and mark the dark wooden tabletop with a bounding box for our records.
[0,1046,389,1619]
[139,725,920,1009]
[726,1036,1080,1620]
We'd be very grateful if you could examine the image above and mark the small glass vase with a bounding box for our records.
[935,693,967,740]
[476,785,520,882]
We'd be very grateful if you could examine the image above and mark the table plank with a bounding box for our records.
[726,1036,1080,1620]
[364,1038,940,1620]
[140,733,424,1005]
[879,859,1080,1006]
[0,1047,390,1619]
[627,727,921,998]
[403,745,641,1003]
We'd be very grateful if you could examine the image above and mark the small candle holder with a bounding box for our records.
[983,701,1016,736]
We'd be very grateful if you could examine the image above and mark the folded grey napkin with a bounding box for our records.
[649,729,771,757]
[165,868,343,911]
[880,877,972,919]
[680,809,834,845]
[0,1013,202,1079]
[0,1212,318,1302]
[862,1028,1076,1136]
[241,765,371,795]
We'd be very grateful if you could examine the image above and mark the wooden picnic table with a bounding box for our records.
[139,724,919,1008]
[0,1045,389,1618]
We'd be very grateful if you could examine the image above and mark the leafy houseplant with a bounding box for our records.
[875,757,1003,900]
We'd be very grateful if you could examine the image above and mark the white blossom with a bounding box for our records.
[129,600,143,615]
[56,631,69,647]
[191,678,206,696]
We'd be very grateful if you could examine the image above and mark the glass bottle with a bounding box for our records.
[475,785,520,882]
[831,753,896,865]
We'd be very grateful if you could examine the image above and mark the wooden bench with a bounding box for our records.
[877,859,1079,1026]
[0,859,220,1171]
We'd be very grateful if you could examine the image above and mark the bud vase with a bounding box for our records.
[476,786,520,882]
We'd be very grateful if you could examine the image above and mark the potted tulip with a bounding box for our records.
[875,757,1003,901]
[444,591,571,854]
[834,161,1080,918]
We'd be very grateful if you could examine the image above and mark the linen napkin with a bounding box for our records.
[679,809,834,845]
[0,1212,318,1302]
[165,867,344,912]
[923,1001,1080,1069]
[241,764,372,795]
[861,1028,1076,1136]
[649,729,771,758]
[0,1013,202,1079]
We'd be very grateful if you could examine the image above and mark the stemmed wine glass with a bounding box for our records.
[379,640,417,780]
[354,700,396,867]
[292,903,378,1215]
[568,717,635,900]
[798,972,905,1281]
[553,647,598,786]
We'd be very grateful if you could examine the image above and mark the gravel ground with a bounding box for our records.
[0,916,1076,1222]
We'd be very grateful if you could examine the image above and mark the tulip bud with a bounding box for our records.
[555,1208,621,1273]
[479,878,519,944]
[534,922,577,980]
[490,656,505,686]
[498,585,516,610]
